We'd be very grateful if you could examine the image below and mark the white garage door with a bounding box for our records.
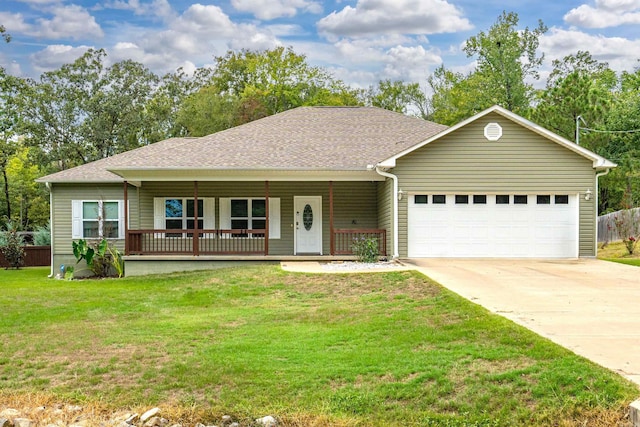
[408,194,578,258]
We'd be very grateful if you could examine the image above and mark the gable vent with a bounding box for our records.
[484,123,503,141]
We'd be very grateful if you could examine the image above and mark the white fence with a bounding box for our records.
[597,207,640,242]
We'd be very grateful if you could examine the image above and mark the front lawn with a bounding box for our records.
[0,266,637,426]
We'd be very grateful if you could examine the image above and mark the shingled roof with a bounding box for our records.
[38,106,448,183]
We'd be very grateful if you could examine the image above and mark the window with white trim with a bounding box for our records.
[72,200,124,239]
[230,199,265,237]
[219,197,280,239]
[153,198,215,238]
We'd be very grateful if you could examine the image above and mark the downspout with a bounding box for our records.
[373,165,399,259]
[594,167,611,256]
[45,182,54,278]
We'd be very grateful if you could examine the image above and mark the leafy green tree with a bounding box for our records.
[211,47,358,115]
[429,12,547,123]
[0,25,9,43]
[599,66,640,211]
[5,146,49,229]
[177,86,239,137]
[144,67,212,142]
[531,51,615,144]
[20,49,162,169]
[464,11,547,114]
[366,79,430,118]
[0,68,26,225]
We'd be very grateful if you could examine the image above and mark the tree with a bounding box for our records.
[0,68,25,225]
[210,47,358,116]
[429,12,547,122]
[20,49,162,170]
[531,51,615,143]
[365,80,430,118]
[464,11,547,114]
[0,25,9,43]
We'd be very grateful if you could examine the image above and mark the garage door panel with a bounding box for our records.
[408,194,578,258]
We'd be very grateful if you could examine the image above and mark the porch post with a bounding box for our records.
[194,181,199,256]
[329,181,334,255]
[265,180,269,255]
[123,180,129,256]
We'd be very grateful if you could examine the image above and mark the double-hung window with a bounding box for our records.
[165,199,204,237]
[220,197,280,239]
[154,198,215,238]
[72,200,124,239]
[230,199,266,237]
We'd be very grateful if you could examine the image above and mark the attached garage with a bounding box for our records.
[376,105,616,259]
[407,193,579,258]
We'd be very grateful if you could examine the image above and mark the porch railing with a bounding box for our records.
[332,229,387,256]
[127,229,266,255]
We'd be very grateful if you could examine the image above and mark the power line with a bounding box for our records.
[581,126,640,134]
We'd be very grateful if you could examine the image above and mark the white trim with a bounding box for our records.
[71,200,124,240]
[378,105,616,170]
[153,197,215,238]
[219,197,281,239]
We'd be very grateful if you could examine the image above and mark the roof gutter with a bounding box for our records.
[372,165,399,259]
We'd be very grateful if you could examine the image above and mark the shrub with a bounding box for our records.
[612,209,640,255]
[352,236,379,263]
[1,221,25,269]
[33,222,51,246]
[72,238,124,278]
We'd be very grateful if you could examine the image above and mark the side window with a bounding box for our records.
[73,200,123,239]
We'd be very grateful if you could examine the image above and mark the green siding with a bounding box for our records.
[393,112,597,257]
[50,183,136,271]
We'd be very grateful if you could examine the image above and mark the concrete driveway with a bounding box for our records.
[404,258,640,385]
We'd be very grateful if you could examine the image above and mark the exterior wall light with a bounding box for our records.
[585,189,592,201]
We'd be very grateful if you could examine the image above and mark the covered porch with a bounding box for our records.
[120,175,388,264]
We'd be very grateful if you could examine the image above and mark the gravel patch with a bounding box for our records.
[321,261,407,271]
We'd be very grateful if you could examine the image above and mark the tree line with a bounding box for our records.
[1,11,639,231]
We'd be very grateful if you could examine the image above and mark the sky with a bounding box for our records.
[0,0,639,89]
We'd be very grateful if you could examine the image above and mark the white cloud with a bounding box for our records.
[564,1,640,28]
[317,0,472,38]
[30,44,92,73]
[0,12,33,34]
[382,45,441,81]
[108,4,280,74]
[103,0,175,20]
[231,0,322,20]
[0,5,103,41]
[36,5,104,40]
[540,27,640,72]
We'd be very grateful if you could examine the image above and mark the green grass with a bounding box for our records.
[0,266,637,426]
[598,240,640,267]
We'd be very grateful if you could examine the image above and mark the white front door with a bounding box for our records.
[294,196,322,254]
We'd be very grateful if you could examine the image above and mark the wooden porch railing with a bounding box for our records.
[127,229,266,255]
[333,229,387,256]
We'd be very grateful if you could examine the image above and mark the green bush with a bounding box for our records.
[352,236,379,263]
[1,221,25,269]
